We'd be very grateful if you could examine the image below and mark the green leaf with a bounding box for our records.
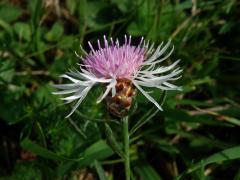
[21,138,83,161]
[35,121,47,148]
[78,0,87,40]
[127,0,155,36]
[234,170,240,180]
[58,35,75,49]
[85,1,105,28]
[105,123,125,158]
[152,139,180,155]
[45,22,64,42]
[66,0,77,14]
[29,0,43,28]
[57,161,75,177]
[94,160,107,180]
[77,140,114,167]
[3,162,41,180]
[189,146,240,172]
[219,21,234,34]
[112,0,132,12]
[13,22,31,41]
[177,146,240,179]
[0,18,13,37]
[0,60,14,84]
[0,2,22,22]
[130,91,167,135]
[135,161,162,180]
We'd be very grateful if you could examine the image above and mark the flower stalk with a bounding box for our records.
[122,116,130,180]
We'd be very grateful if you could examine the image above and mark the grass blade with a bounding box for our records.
[130,91,167,135]
[94,160,107,180]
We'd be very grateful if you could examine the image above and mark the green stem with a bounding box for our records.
[123,116,130,180]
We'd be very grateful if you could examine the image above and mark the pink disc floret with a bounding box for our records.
[83,35,145,79]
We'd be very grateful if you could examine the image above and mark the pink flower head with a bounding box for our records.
[53,35,182,117]
[84,36,145,79]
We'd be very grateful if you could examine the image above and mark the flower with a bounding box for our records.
[53,35,182,117]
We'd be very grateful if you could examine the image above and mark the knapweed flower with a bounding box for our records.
[53,35,182,117]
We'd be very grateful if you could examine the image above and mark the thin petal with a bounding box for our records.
[144,41,171,64]
[60,74,80,83]
[140,60,180,75]
[97,79,117,103]
[65,86,92,118]
[52,83,83,90]
[61,87,88,101]
[144,45,174,65]
[52,88,80,95]
[133,81,163,111]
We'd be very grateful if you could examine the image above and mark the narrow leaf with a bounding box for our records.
[21,138,82,161]
[130,91,167,135]
[187,146,240,173]
[94,160,107,180]
[105,123,125,158]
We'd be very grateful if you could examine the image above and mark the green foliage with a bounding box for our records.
[0,0,240,179]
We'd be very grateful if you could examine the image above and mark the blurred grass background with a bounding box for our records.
[0,0,240,179]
